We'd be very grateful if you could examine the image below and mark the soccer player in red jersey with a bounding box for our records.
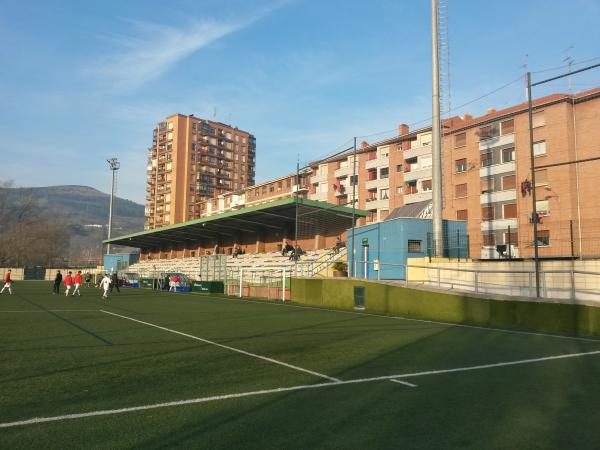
[72,271,83,296]
[64,271,74,297]
[1,269,12,295]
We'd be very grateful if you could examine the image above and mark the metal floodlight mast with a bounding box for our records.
[106,158,120,255]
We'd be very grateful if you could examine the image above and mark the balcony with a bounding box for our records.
[479,161,515,177]
[480,189,517,204]
[365,156,389,170]
[404,191,432,204]
[403,167,432,182]
[403,145,431,160]
[310,191,328,202]
[480,218,518,232]
[310,172,328,184]
[365,198,389,210]
[479,133,515,151]
[365,178,389,190]
[334,165,352,178]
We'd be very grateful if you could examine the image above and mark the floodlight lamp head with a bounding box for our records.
[107,158,120,171]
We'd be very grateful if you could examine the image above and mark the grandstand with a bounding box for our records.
[105,197,363,290]
[127,247,347,280]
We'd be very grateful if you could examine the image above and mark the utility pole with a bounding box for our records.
[351,137,357,277]
[431,0,444,257]
[106,158,120,255]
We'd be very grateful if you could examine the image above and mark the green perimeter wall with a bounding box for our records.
[291,278,600,337]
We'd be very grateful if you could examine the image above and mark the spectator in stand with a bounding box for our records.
[289,245,305,261]
[213,244,219,256]
[1,269,13,295]
[64,271,74,297]
[232,243,239,258]
[53,270,62,295]
[72,271,83,296]
[282,240,294,256]
[334,236,345,254]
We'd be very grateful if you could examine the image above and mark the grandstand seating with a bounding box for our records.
[126,247,346,281]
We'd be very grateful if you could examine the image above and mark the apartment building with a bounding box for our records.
[160,88,599,260]
[193,124,439,225]
[145,114,256,229]
[443,88,600,258]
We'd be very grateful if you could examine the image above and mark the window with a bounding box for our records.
[420,156,432,169]
[269,184,275,193]
[501,119,514,135]
[532,111,545,128]
[408,240,422,253]
[503,203,517,219]
[535,169,548,185]
[454,132,466,147]
[536,200,549,216]
[396,164,403,172]
[380,188,389,200]
[502,147,515,163]
[396,186,403,194]
[350,175,358,186]
[481,178,494,193]
[422,179,432,191]
[502,175,516,190]
[482,233,495,246]
[455,158,467,173]
[456,209,468,220]
[533,141,547,157]
[536,230,550,246]
[455,183,467,198]
[479,123,499,140]
[504,231,518,246]
[482,206,494,221]
[480,152,493,167]
[380,167,389,179]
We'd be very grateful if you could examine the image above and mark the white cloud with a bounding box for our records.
[87,7,278,91]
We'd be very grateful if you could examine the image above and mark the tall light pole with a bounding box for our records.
[431,0,444,256]
[106,158,120,255]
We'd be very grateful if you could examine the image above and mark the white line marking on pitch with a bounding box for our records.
[100,309,340,382]
[220,297,600,343]
[0,309,99,313]
[2,349,599,429]
[389,379,417,387]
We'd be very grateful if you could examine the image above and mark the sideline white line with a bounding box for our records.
[2,348,599,429]
[0,309,99,313]
[100,309,340,382]
[389,379,418,387]
[214,296,600,343]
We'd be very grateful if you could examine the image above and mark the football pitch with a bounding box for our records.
[1,282,600,449]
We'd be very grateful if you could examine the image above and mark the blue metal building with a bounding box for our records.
[347,218,468,280]
[103,253,140,273]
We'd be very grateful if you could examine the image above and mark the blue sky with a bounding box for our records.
[1,0,598,204]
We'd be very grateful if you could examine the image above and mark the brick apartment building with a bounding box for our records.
[443,88,600,259]
[145,114,256,229]
[145,88,599,259]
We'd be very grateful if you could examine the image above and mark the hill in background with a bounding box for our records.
[0,185,145,265]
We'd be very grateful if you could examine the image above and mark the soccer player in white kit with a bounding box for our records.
[99,274,111,299]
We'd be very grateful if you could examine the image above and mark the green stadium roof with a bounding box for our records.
[104,197,368,249]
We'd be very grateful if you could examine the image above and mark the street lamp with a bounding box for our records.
[106,158,120,254]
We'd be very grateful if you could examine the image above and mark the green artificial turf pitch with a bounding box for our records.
[1,282,600,449]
